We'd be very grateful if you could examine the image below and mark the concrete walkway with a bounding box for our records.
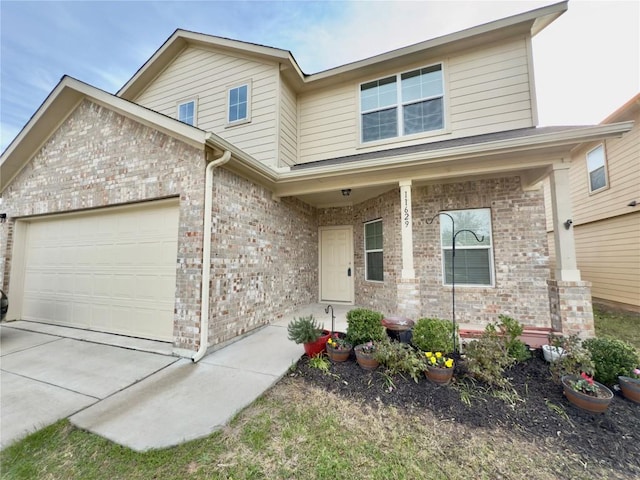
[0,303,350,451]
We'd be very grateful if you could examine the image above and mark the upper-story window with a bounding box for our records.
[360,64,444,143]
[586,144,608,193]
[227,82,251,125]
[177,99,197,126]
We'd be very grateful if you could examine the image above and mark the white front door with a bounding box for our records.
[319,226,354,303]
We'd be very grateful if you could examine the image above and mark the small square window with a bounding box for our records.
[177,100,196,126]
[227,83,251,125]
[586,144,608,193]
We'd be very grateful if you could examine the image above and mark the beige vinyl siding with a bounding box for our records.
[279,79,298,167]
[297,37,534,164]
[134,46,279,166]
[570,111,640,225]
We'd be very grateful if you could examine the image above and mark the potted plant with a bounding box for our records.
[542,333,566,363]
[618,367,640,404]
[345,308,385,347]
[287,315,330,357]
[326,333,352,362]
[424,351,455,385]
[562,372,614,413]
[354,341,379,370]
[411,317,456,354]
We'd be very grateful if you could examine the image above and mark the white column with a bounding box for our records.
[399,180,415,279]
[549,163,581,281]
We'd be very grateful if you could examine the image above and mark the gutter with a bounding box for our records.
[192,149,231,363]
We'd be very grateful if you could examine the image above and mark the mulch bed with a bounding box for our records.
[291,348,640,475]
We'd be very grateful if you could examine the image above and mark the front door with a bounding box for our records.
[319,226,354,303]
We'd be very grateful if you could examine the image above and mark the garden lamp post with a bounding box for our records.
[427,212,484,354]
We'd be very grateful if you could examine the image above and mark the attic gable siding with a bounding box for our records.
[296,37,534,164]
[134,46,279,166]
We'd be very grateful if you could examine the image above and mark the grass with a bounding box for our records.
[593,304,640,349]
[2,307,638,480]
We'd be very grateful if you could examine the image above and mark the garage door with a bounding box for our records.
[19,200,179,341]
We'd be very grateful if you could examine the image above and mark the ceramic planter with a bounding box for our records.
[303,330,331,357]
[425,366,454,385]
[354,344,379,370]
[618,376,640,404]
[542,345,565,363]
[326,344,352,362]
[562,375,613,413]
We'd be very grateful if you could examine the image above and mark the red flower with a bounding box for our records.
[581,372,594,385]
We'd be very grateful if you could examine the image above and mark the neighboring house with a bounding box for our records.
[0,1,634,358]
[544,94,640,313]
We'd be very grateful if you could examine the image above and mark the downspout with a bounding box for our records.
[192,149,231,363]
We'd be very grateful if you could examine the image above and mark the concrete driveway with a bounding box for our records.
[0,304,350,451]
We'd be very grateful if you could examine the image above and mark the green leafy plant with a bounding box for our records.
[548,334,595,384]
[287,315,323,344]
[464,323,515,389]
[583,337,640,387]
[411,317,456,353]
[374,338,426,383]
[345,308,384,346]
[571,372,599,395]
[308,355,331,373]
[498,314,530,362]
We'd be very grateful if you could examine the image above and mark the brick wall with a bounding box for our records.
[412,177,551,327]
[0,99,207,350]
[209,168,318,345]
[548,280,595,337]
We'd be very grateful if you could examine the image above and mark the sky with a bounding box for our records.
[1,0,638,153]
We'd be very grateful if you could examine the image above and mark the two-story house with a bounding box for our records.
[544,94,639,313]
[0,1,634,359]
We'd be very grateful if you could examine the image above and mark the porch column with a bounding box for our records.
[399,180,415,279]
[547,163,594,338]
[548,163,580,281]
[397,180,421,319]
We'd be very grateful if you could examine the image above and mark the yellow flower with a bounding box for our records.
[430,356,437,365]
[445,359,454,368]
[425,352,433,358]
[327,338,333,345]
[435,352,442,359]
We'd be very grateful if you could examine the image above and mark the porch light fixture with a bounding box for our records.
[341,189,352,197]
[628,200,637,207]
[0,213,6,224]
[563,219,573,230]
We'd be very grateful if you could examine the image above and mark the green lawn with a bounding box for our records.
[593,304,640,349]
[2,307,638,480]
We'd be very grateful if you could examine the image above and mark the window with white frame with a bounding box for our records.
[227,83,251,125]
[440,208,493,286]
[177,100,196,126]
[360,64,443,143]
[586,144,607,192]
[365,220,383,281]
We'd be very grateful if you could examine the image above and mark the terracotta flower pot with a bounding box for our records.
[618,376,640,404]
[562,375,613,413]
[303,330,331,357]
[354,344,379,370]
[326,344,352,362]
[425,366,454,385]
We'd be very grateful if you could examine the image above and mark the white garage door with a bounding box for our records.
[19,200,179,341]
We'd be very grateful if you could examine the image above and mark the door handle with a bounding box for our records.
[347,268,352,277]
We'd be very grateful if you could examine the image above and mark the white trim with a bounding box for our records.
[225,80,252,127]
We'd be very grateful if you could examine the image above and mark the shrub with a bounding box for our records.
[345,308,385,346]
[583,337,640,387]
[548,334,595,384]
[287,315,323,344]
[464,323,515,389]
[498,314,530,362]
[412,317,456,353]
[375,338,426,383]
